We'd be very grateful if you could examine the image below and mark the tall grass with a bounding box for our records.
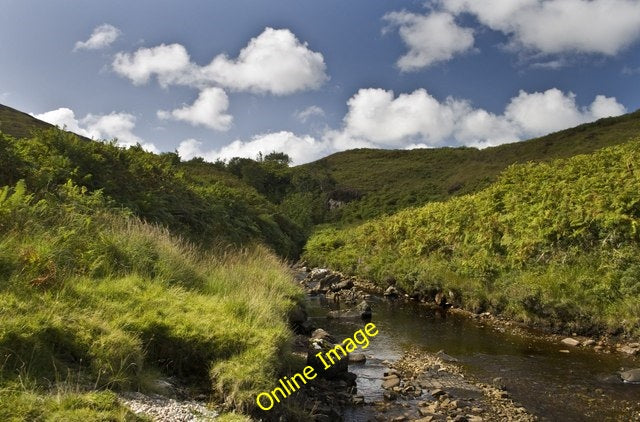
[0,179,303,417]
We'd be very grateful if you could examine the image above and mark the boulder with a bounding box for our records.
[357,300,372,320]
[620,368,640,383]
[561,338,580,347]
[331,279,354,291]
[349,353,366,364]
[617,345,640,356]
[306,339,348,380]
[382,374,400,389]
[311,328,335,343]
[384,286,399,297]
[436,350,458,362]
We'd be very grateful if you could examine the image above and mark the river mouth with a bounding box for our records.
[306,293,640,421]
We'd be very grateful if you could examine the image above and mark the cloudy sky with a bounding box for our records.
[2,0,639,164]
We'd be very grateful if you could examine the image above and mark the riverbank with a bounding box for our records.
[299,266,640,421]
[297,265,640,361]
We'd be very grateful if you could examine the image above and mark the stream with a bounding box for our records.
[306,293,640,421]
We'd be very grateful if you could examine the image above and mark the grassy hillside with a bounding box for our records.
[0,122,306,419]
[299,110,640,223]
[0,104,58,139]
[304,139,640,336]
[0,180,302,419]
[0,127,304,258]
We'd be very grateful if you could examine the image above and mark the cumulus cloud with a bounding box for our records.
[33,108,94,138]
[177,87,626,165]
[442,0,640,56]
[33,108,157,153]
[383,11,474,70]
[74,24,121,51]
[112,27,327,95]
[294,105,325,122]
[113,43,192,87]
[157,87,232,131]
[202,28,328,94]
[178,132,331,165]
[336,87,626,149]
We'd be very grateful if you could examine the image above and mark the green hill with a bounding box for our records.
[298,110,640,223]
[304,139,640,336]
[0,104,57,139]
[0,108,306,419]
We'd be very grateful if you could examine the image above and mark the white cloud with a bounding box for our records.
[178,87,626,166]
[589,94,628,119]
[74,24,121,51]
[202,28,328,95]
[112,43,192,87]
[112,28,328,95]
[334,87,626,149]
[33,107,158,153]
[342,88,467,145]
[442,0,640,56]
[383,11,474,70]
[178,132,331,165]
[294,105,325,122]
[622,65,640,75]
[157,87,232,131]
[33,108,94,138]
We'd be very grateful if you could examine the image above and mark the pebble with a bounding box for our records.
[120,392,218,422]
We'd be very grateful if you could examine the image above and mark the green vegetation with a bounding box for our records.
[0,124,307,419]
[2,101,640,418]
[298,110,640,223]
[0,104,56,140]
[304,140,640,336]
[0,128,304,257]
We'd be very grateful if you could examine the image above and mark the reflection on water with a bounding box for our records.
[307,294,640,421]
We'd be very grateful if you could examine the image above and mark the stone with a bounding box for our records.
[306,339,348,379]
[331,279,354,291]
[561,338,580,347]
[382,375,400,389]
[383,390,397,401]
[357,300,372,320]
[436,350,459,362]
[311,328,335,343]
[582,339,596,347]
[620,368,640,383]
[384,286,399,297]
[349,353,366,363]
[617,345,640,356]
[418,408,434,417]
[430,388,446,398]
[416,417,434,422]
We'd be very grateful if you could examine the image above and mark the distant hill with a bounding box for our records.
[304,139,640,336]
[298,110,640,223]
[3,102,640,228]
[0,104,56,139]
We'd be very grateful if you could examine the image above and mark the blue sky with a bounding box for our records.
[1,0,639,163]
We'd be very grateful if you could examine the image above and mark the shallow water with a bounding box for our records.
[306,294,640,421]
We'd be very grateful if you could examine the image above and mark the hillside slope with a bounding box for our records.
[298,110,640,223]
[0,104,58,139]
[0,108,307,419]
[304,139,640,336]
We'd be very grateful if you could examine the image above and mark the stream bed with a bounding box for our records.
[306,293,640,421]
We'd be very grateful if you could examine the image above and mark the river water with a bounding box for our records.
[306,294,640,421]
